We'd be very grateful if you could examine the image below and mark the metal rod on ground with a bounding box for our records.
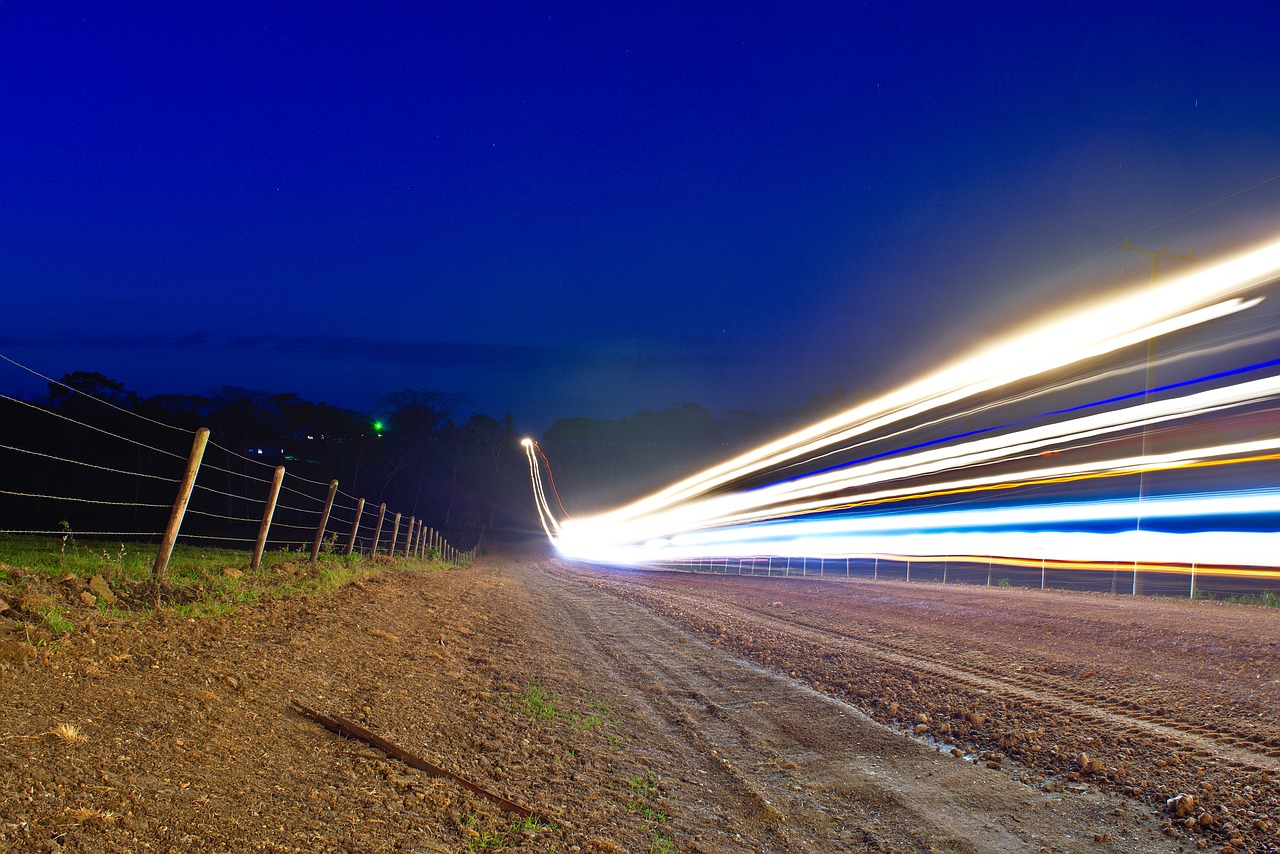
[404,516,414,558]
[371,503,386,555]
[1190,563,1197,599]
[906,558,911,583]
[153,427,210,581]
[251,465,285,571]
[942,559,948,585]
[1041,557,1046,590]
[874,557,878,580]
[310,480,339,562]
[290,701,538,820]
[346,497,365,554]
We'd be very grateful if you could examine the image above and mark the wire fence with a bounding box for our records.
[0,355,474,576]
[655,554,1280,601]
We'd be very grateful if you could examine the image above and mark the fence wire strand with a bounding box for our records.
[0,442,181,482]
[186,508,262,524]
[0,352,189,435]
[0,529,166,537]
[3,354,467,564]
[173,533,258,545]
[192,483,269,505]
[279,483,324,504]
[0,488,168,508]
[0,393,188,461]
[275,501,321,515]
[204,438,281,472]
[198,460,275,485]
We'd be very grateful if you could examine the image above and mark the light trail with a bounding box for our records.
[526,234,1280,583]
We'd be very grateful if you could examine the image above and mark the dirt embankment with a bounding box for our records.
[3,552,1276,852]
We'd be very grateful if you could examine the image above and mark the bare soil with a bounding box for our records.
[2,547,1278,853]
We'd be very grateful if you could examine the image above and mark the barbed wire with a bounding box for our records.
[192,483,269,505]
[0,393,188,461]
[280,468,336,488]
[279,483,325,504]
[204,437,281,472]
[172,533,258,545]
[267,521,322,531]
[0,488,169,508]
[0,529,167,537]
[197,459,276,485]
[0,352,190,435]
[0,442,180,482]
[332,495,361,512]
[275,501,322,515]
[2,356,464,560]
[186,508,262,524]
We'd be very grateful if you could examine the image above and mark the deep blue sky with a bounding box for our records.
[3,2,1279,431]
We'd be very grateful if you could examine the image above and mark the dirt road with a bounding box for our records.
[3,548,1276,852]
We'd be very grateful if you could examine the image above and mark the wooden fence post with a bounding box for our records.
[251,465,285,571]
[390,513,401,557]
[404,517,414,558]
[310,480,339,562]
[371,503,387,555]
[346,498,365,554]
[153,427,210,581]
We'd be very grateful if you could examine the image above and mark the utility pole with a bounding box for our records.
[1120,237,1194,596]
[1121,237,1194,280]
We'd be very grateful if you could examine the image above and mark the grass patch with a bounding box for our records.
[626,770,659,799]
[39,605,74,636]
[649,832,677,854]
[627,802,668,822]
[0,533,446,626]
[1233,590,1280,608]
[459,812,550,852]
[624,769,669,828]
[1200,590,1280,608]
[520,682,558,721]
[571,698,617,733]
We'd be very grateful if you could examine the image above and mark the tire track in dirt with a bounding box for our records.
[522,559,1184,853]
[593,570,1280,774]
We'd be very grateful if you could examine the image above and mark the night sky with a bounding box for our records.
[3,3,1279,432]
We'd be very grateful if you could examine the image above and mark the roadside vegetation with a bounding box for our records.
[0,533,444,645]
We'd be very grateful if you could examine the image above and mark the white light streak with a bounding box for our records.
[528,235,1280,575]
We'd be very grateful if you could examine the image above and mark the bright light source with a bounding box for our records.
[526,233,1280,576]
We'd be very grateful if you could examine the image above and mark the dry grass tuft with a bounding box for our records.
[51,723,87,744]
[64,806,116,826]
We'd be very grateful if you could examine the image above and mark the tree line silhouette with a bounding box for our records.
[1,370,857,546]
